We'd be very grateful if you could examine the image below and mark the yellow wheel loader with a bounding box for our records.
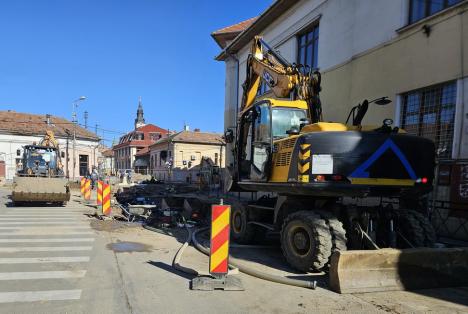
[11,130,70,206]
[223,36,468,293]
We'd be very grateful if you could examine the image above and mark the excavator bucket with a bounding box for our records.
[12,176,70,205]
[329,248,468,293]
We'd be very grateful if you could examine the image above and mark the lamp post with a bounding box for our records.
[72,96,86,180]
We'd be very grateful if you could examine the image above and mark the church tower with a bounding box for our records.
[134,96,146,129]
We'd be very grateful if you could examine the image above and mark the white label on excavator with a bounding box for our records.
[312,155,333,174]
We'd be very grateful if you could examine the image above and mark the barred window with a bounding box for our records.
[401,81,457,158]
[409,0,462,24]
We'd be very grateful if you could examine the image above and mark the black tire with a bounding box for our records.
[397,210,435,248]
[281,211,332,272]
[230,205,256,244]
[317,210,347,253]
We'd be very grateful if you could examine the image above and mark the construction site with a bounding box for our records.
[1,0,468,313]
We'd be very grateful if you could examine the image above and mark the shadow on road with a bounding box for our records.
[147,260,196,281]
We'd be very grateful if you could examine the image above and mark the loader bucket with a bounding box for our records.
[12,176,70,204]
[329,248,468,293]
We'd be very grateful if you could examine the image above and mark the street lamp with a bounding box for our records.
[72,96,86,180]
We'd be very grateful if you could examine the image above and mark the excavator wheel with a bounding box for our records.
[397,210,436,248]
[317,210,347,253]
[281,211,332,272]
[230,205,256,244]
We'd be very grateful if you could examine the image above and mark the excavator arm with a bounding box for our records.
[241,36,322,122]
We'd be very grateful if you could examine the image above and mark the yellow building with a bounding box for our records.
[149,130,225,182]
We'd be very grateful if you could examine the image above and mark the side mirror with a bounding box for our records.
[299,118,310,130]
[61,152,65,158]
[224,129,234,143]
[286,127,300,136]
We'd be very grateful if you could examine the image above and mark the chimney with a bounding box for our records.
[45,114,51,125]
[184,124,190,131]
[194,128,200,132]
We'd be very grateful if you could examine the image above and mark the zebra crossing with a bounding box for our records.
[0,206,94,305]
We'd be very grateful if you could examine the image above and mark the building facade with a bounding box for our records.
[0,110,100,181]
[149,130,226,182]
[112,98,168,172]
[213,0,468,240]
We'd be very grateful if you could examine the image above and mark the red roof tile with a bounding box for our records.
[0,110,99,140]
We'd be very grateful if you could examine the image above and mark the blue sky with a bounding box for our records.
[0,0,271,145]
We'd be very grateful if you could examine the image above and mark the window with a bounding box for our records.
[401,81,457,158]
[254,103,271,143]
[409,0,462,24]
[272,108,307,139]
[297,23,319,71]
[79,155,89,176]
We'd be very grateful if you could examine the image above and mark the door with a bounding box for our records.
[251,103,272,181]
[79,155,89,176]
[238,103,272,181]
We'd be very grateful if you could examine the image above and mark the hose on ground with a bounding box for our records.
[192,228,317,289]
[172,224,199,276]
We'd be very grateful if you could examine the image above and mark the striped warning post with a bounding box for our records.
[96,181,103,205]
[102,183,111,216]
[298,144,311,183]
[209,204,231,275]
[84,179,91,201]
[80,177,86,195]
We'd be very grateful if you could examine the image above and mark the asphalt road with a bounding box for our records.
[0,187,467,314]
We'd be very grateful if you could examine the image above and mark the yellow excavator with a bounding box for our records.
[223,36,468,293]
[11,130,70,206]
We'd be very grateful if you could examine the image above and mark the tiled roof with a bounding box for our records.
[150,131,225,148]
[211,17,257,48]
[215,0,299,60]
[0,110,99,141]
[112,124,168,149]
[212,17,257,35]
[135,147,150,156]
[101,149,114,157]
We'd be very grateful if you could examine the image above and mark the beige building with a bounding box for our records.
[149,130,225,182]
[213,0,468,239]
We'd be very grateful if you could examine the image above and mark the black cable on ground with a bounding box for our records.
[192,228,317,289]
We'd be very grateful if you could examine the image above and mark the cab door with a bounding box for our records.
[250,103,272,181]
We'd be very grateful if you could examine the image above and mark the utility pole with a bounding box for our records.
[84,111,89,129]
[65,131,70,179]
[72,96,86,180]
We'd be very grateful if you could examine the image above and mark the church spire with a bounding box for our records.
[135,96,146,129]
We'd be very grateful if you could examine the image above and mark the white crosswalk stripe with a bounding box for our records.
[0,199,94,306]
[0,270,87,280]
[0,256,90,264]
[0,246,93,253]
[0,231,94,235]
[0,238,95,243]
[0,290,82,303]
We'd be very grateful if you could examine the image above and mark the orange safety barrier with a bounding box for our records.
[96,181,103,205]
[84,179,91,201]
[80,177,86,195]
[102,182,111,216]
[209,204,231,275]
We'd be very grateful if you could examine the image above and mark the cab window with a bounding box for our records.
[254,103,271,143]
[272,108,307,138]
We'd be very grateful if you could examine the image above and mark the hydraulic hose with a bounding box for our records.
[192,228,317,289]
[172,225,199,276]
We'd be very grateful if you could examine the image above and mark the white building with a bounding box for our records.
[213,0,468,239]
[0,110,101,182]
